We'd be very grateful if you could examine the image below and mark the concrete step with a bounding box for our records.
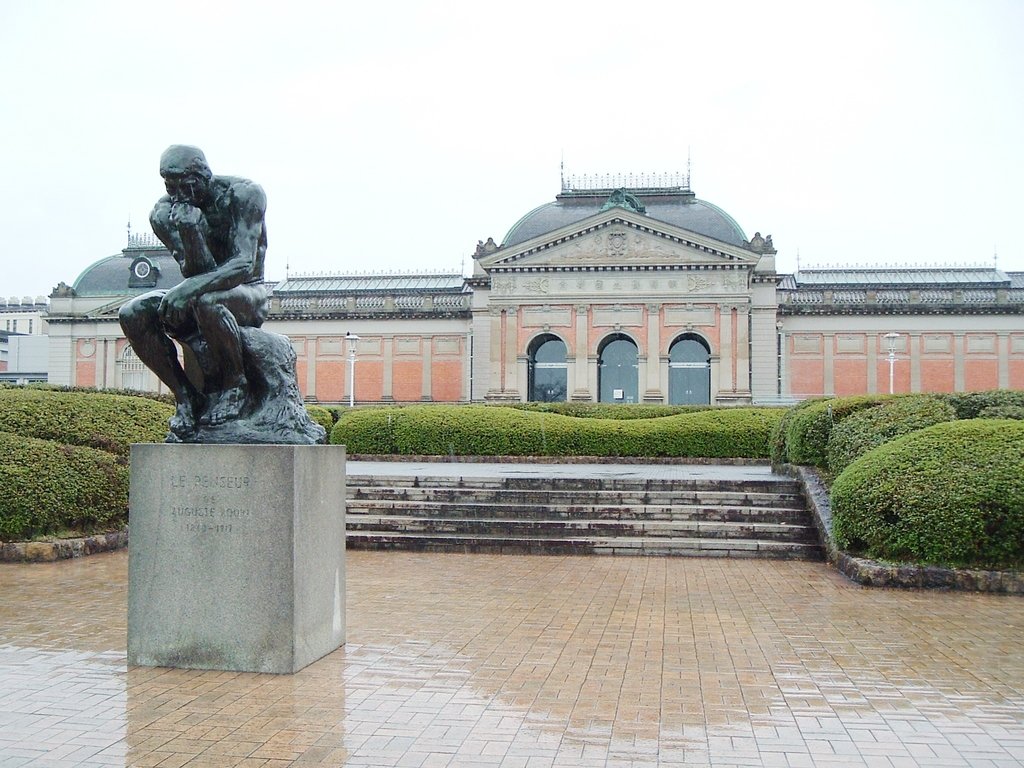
[349,486,805,509]
[346,515,817,542]
[347,499,810,524]
[345,470,822,560]
[346,531,821,559]
[349,474,803,494]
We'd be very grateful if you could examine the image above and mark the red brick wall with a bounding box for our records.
[392,361,422,401]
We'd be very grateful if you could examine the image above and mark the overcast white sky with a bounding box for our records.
[2,0,1022,300]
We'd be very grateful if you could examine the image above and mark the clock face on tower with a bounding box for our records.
[133,260,151,279]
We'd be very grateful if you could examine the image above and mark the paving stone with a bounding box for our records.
[1,539,1022,765]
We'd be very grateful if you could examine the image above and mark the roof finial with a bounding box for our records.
[686,146,692,188]
[994,245,998,270]
[560,151,565,192]
[796,248,801,272]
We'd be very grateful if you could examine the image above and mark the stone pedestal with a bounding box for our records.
[127,444,346,673]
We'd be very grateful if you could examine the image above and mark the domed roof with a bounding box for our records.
[502,186,748,250]
[72,245,184,296]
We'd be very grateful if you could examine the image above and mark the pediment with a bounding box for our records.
[479,208,757,272]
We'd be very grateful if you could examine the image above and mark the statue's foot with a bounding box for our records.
[168,399,198,440]
[201,385,247,426]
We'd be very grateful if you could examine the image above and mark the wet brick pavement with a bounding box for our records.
[1,549,1022,766]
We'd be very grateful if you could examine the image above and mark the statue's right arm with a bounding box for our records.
[150,198,189,275]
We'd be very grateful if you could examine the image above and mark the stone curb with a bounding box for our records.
[0,530,128,563]
[782,464,1024,594]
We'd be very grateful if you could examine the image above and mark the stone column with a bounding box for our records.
[735,305,751,398]
[485,308,504,399]
[305,339,318,400]
[909,333,922,392]
[998,332,1010,388]
[718,304,733,397]
[953,332,965,391]
[748,306,778,401]
[571,305,591,401]
[643,304,662,402]
[823,333,835,395]
[381,336,394,401]
[421,336,433,401]
[504,307,519,397]
[105,338,118,389]
[864,333,876,394]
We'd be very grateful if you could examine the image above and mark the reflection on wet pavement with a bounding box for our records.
[0,550,1022,766]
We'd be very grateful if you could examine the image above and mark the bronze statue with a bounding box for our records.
[119,146,324,444]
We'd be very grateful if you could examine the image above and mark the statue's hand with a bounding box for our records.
[158,284,194,329]
[169,203,204,230]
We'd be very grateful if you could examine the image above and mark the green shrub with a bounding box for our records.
[978,405,1024,420]
[508,402,713,420]
[0,389,172,457]
[769,397,827,465]
[0,431,129,540]
[781,395,891,468]
[826,395,956,476]
[943,389,1024,419]
[10,382,177,406]
[831,419,1024,569]
[330,404,782,458]
[305,405,335,432]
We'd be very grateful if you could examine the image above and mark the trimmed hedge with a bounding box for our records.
[777,395,891,468]
[7,382,177,406]
[0,388,172,458]
[825,395,956,476]
[305,405,335,432]
[0,431,129,540]
[508,402,714,420]
[330,404,782,458]
[831,419,1024,569]
[943,389,1024,419]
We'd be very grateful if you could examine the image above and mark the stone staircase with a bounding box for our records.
[346,472,822,559]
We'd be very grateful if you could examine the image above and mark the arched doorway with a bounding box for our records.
[528,335,568,402]
[118,344,146,391]
[668,335,711,405]
[598,334,638,403]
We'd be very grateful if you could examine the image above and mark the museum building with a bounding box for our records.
[45,175,1024,404]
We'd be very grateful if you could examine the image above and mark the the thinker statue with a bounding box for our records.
[119,145,324,444]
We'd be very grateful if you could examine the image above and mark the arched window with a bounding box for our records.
[528,335,567,402]
[598,334,638,403]
[668,335,711,405]
[118,345,146,391]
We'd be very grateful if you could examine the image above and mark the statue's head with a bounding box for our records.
[159,145,212,205]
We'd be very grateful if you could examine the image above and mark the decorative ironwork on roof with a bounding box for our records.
[561,171,691,196]
[790,268,1011,287]
[273,273,466,294]
[126,232,161,249]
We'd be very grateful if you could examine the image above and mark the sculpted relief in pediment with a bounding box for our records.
[489,269,749,299]
[501,225,735,269]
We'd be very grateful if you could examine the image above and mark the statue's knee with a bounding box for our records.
[119,299,151,333]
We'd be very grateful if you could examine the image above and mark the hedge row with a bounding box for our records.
[508,402,715,420]
[305,405,335,432]
[0,388,173,458]
[330,404,783,458]
[772,389,1024,470]
[831,419,1024,569]
[0,431,129,540]
[825,395,956,476]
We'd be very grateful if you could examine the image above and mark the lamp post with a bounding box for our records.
[884,332,900,394]
[345,332,359,408]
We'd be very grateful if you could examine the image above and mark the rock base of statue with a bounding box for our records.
[127,443,346,673]
[172,326,325,445]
